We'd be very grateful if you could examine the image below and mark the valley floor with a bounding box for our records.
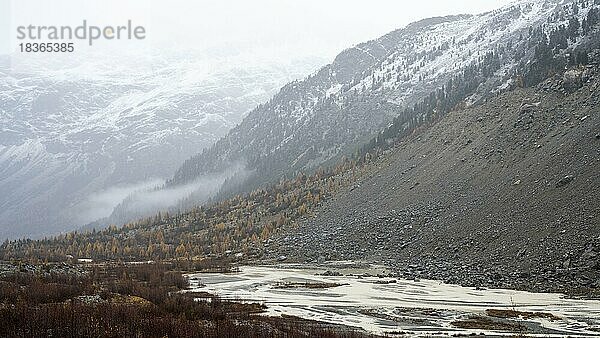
[0,261,375,338]
[3,260,598,337]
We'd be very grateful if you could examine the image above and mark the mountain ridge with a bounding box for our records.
[167,0,594,193]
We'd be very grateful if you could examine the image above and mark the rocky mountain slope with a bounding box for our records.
[0,52,323,238]
[169,0,598,194]
[102,0,600,229]
[270,65,600,295]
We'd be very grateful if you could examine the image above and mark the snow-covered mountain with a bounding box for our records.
[4,0,598,238]
[0,50,325,238]
[170,0,598,190]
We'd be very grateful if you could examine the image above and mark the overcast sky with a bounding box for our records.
[2,0,514,62]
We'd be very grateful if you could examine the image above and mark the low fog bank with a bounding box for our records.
[75,179,166,225]
[101,163,250,227]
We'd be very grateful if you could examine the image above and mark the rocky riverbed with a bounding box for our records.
[186,263,600,337]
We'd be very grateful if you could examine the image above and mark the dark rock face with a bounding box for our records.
[556,175,575,188]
